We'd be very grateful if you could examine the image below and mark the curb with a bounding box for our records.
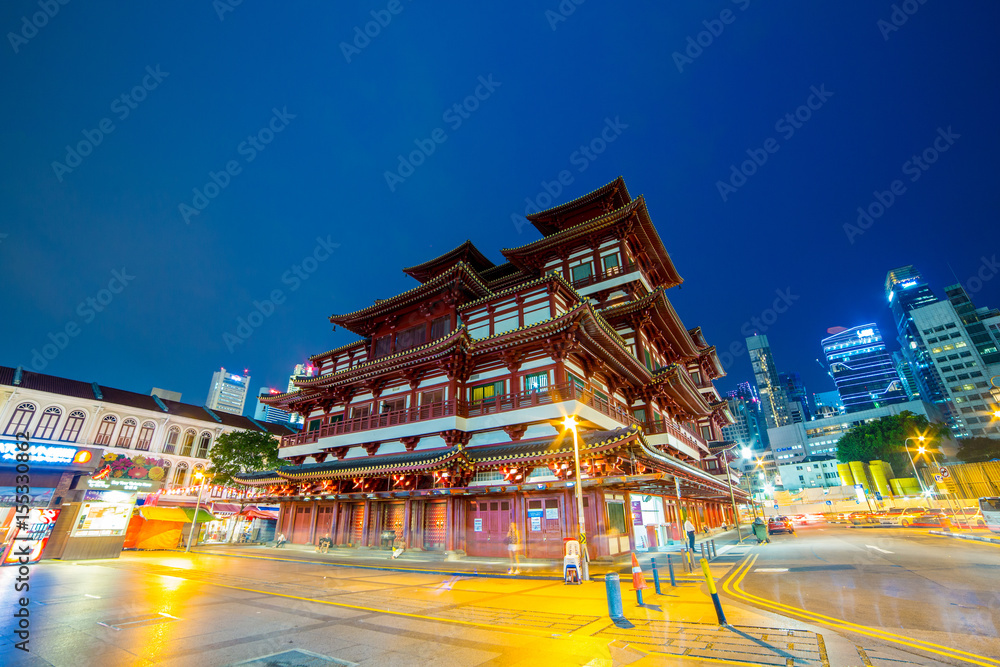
[928,530,1000,545]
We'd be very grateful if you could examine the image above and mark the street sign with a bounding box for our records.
[874,492,883,501]
[773,504,779,510]
[934,474,943,482]
[825,500,833,505]
[940,467,950,478]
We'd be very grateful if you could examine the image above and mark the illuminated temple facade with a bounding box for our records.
[241,178,745,558]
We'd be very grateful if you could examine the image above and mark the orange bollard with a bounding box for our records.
[631,553,648,604]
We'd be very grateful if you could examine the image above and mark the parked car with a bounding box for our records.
[882,507,928,526]
[827,512,852,523]
[907,509,948,528]
[947,507,988,528]
[849,511,878,524]
[768,516,795,535]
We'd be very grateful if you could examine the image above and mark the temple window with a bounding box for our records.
[395,324,427,353]
[602,253,620,275]
[373,335,391,358]
[430,315,451,339]
[470,381,503,402]
[524,371,548,393]
[381,397,406,413]
[570,262,593,284]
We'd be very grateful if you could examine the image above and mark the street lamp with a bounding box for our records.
[562,416,588,581]
[185,471,207,553]
[720,445,743,542]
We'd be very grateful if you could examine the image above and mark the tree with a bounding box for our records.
[836,411,950,475]
[955,436,1000,463]
[208,429,282,488]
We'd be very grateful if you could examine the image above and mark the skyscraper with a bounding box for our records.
[746,335,789,429]
[722,382,769,451]
[206,367,251,415]
[822,324,908,413]
[254,387,295,425]
[778,371,810,423]
[885,266,945,403]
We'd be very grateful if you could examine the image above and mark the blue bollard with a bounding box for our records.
[651,557,662,595]
[667,554,676,586]
[636,587,644,606]
[605,573,624,620]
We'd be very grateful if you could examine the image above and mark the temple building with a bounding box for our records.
[240,177,745,558]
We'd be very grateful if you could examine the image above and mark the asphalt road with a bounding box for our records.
[727,522,1000,666]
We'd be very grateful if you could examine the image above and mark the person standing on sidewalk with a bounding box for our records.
[506,522,521,575]
[684,518,696,551]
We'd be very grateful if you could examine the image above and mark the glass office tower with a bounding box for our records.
[822,324,908,413]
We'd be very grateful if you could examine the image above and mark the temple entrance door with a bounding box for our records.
[349,504,364,545]
[525,496,563,559]
[315,506,334,540]
[290,505,312,544]
[466,499,512,558]
[423,501,446,551]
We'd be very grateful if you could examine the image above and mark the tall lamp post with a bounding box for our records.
[562,416,588,581]
[903,435,928,499]
[721,446,743,542]
[185,471,207,553]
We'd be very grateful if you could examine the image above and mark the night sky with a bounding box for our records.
[2,2,999,412]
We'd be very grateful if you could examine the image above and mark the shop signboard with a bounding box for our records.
[473,518,483,532]
[2,508,61,565]
[630,500,643,526]
[81,477,162,493]
[0,487,52,506]
[545,507,558,520]
[0,441,93,466]
[527,508,543,531]
[71,502,134,538]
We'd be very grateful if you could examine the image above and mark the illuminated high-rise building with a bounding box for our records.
[746,335,789,429]
[822,324,908,413]
[885,266,945,403]
[206,367,251,416]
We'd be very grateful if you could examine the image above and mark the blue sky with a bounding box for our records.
[2,1,998,409]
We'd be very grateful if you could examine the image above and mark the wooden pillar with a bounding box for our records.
[402,498,412,548]
[360,499,371,547]
[445,497,455,551]
[308,500,318,544]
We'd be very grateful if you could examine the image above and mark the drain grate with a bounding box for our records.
[225,649,358,666]
[97,612,181,630]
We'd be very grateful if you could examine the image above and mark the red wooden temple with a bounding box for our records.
[240,177,746,559]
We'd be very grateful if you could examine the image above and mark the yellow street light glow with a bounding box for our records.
[562,415,577,431]
[918,435,925,442]
[917,446,926,454]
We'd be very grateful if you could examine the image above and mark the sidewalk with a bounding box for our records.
[190,526,750,581]
[162,538,834,665]
[928,527,1000,545]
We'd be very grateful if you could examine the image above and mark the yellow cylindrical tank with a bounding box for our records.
[868,460,891,498]
[849,461,870,491]
[837,463,855,486]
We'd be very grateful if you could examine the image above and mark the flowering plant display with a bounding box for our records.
[95,453,171,481]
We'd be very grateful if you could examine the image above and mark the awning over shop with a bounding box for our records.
[239,507,279,521]
[211,502,243,516]
[138,507,215,523]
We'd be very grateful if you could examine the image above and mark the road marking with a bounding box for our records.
[754,568,789,572]
[721,554,1000,666]
[865,545,893,554]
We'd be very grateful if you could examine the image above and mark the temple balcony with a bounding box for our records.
[639,420,708,461]
[570,262,652,298]
[278,382,636,458]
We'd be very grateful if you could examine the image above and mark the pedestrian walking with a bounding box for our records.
[505,522,521,575]
[684,517,696,551]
